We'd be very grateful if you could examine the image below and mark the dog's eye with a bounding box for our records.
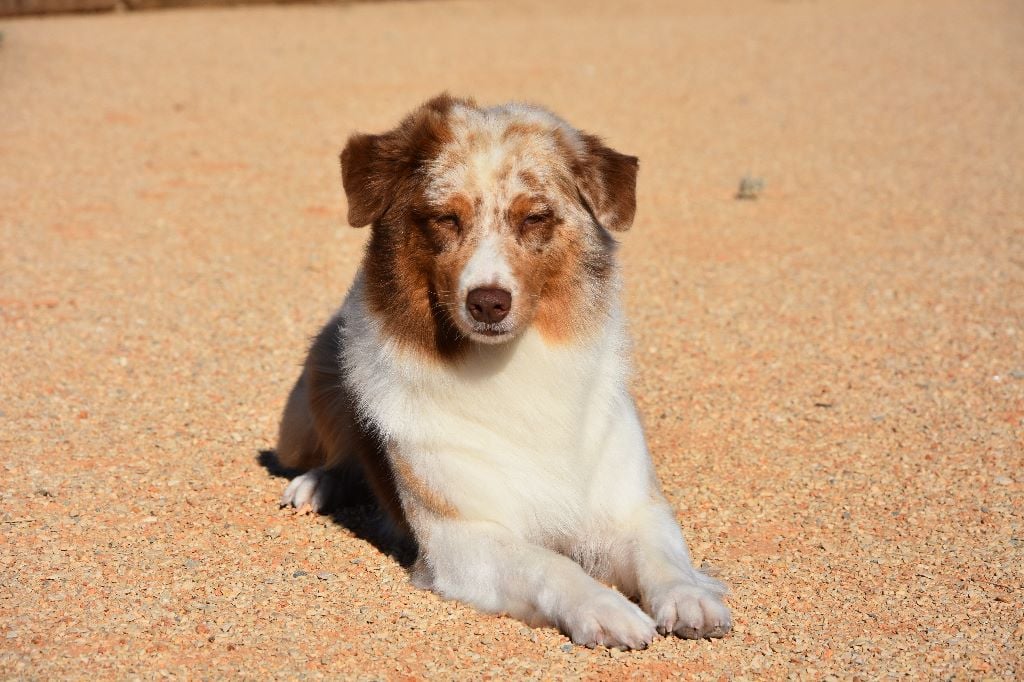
[522,212,552,229]
[434,215,460,230]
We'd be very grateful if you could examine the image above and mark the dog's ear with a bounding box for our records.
[340,132,390,228]
[574,134,639,232]
[340,94,466,228]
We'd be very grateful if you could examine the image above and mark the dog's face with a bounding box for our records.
[341,95,637,353]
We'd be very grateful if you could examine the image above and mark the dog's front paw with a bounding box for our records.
[280,467,334,512]
[563,588,657,650]
[647,581,732,639]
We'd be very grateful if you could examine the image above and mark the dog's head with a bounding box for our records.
[341,94,637,356]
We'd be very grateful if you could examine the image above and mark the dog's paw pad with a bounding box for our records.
[648,582,732,640]
[280,468,333,512]
[565,589,657,650]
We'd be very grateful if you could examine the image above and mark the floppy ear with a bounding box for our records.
[575,134,639,232]
[340,93,468,228]
[340,132,391,228]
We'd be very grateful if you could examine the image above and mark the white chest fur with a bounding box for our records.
[338,274,653,541]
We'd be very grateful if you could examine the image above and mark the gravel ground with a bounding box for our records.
[2,0,1022,678]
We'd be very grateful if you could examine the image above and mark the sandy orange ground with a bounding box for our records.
[2,0,1022,678]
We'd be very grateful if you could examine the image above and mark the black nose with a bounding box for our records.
[466,287,512,324]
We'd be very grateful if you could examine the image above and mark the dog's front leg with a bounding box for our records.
[625,498,733,640]
[598,396,732,640]
[409,511,656,650]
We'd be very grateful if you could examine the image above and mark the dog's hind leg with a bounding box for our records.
[277,314,368,512]
[276,372,324,472]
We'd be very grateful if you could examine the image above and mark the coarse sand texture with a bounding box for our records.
[1,0,1022,678]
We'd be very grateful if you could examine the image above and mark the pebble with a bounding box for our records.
[316,572,333,581]
[736,176,765,200]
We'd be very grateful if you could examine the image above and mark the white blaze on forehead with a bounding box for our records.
[426,101,583,207]
[459,231,514,296]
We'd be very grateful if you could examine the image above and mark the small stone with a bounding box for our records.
[292,570,308,578]
[266,527,281,539]
[994,476,1012,485]
[559,643,573,653]
[736,176,764,200]
[1010,370,1024,380]
[316,571,333,581]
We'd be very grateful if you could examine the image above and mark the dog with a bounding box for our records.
[275,94,731,649]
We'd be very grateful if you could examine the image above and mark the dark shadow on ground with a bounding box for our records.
[256,450,418,567]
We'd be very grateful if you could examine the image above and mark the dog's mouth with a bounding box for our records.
[464,321,517,344]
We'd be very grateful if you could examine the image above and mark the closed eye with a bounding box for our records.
[522,211,552,227]
[434,214,460,230]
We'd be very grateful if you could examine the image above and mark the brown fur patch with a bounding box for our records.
[391,457,459,519]
[521,224,616,344]
[344,95,477,363]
